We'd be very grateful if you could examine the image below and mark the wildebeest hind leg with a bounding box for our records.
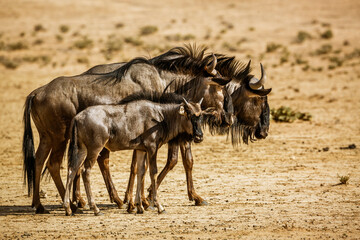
[97,148,123,209]
[33,136,51,214]
[72,170,87,208]
[46,140,67,200]
[82,149,103,216]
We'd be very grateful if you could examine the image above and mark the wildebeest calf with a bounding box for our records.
[63,93,207,216]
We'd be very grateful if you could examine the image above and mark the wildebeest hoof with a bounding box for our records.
[136,209,144,214]
[146,205,156,211]
[158,209,167,214]
[70,203,78,213]
[127,204,135,213]
[142,200,150,210]
[94,211,103,216]
[77,198,87,208]
[35,205,50,214]
[75,208,83,214]
[195,200,208,206]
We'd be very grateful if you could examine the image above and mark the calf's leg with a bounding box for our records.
[180,142,208,206]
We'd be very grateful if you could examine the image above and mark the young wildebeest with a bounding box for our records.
[23,45,231,214]
[64,94,206,216]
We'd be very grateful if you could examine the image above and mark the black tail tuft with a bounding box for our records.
[22,95,35,196]
[68,120,78,170]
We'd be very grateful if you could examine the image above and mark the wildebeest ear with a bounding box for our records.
[179,106,185,115]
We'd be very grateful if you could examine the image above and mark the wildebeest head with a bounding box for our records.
[228,62,272,144]
[167,53,234,129]
[179,98,204,143]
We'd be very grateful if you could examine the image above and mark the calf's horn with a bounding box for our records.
[198,98,204,106]
[182,97,190,106]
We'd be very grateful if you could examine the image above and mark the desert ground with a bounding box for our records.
[0,0,359,239]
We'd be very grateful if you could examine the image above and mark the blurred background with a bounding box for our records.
[0,0,359,239]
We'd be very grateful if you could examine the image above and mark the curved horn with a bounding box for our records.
[205,53,218,76]
[198,97,204,106]
[249,63,267,90]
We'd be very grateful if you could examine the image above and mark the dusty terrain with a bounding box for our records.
[0,0,360,239]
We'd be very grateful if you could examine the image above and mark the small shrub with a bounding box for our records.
[302,64,310,71]
[266,42,282,53]
[294,54,308,65]
[59,25,70,33]
[55,34,63,42]
[139,25,158,36]
[165,34,195,42]
[280,48,290,64]
[77,57,89,64]
[19,32,25,37]
[124,37,143,46]
[329,56,344,67]
[102,36,123,60]
[345,48,360,60]
[6,41,28,51]
[271,106,312,122]
[320,30,333,39]
[182,34,195,41]
[295,31,312,43]
[314,44,332,55]
[73,36,93,49]
[248,27,255,31]
[0,56,20,69]
[34,24,46,32]
[115,22,124,28]
[33,39,44,45]
[337,174,350,185]
[222,42,237,52]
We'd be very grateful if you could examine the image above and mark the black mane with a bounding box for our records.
[95,44,211,85]
[119,91,185,105]
[150,44,209,75]
[209,54,253,84]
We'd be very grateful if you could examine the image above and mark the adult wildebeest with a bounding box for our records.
[64,94,207,216]
[23,45,233,214]
[124,58,271,209]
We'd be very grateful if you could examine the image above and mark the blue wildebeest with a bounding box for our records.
[64,93,209,215]
[69,50,272,211]
[23,45,233,214]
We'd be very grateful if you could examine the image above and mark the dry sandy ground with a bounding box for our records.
[0,0,360,239]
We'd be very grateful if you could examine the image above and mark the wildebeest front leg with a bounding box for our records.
[147,142,179,201]
[125,151,149,213]
[135,150,146,214]
[148,150,165,214]
[180,142,208,206]
[96,148,123,209]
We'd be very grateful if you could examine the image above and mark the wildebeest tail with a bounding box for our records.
[22,95,35,196]
[68,120,79,170]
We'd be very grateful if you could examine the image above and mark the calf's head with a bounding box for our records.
[198,54,235,127]
[179,98,204,143]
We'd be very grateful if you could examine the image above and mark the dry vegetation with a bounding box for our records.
[0,0,359,239]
